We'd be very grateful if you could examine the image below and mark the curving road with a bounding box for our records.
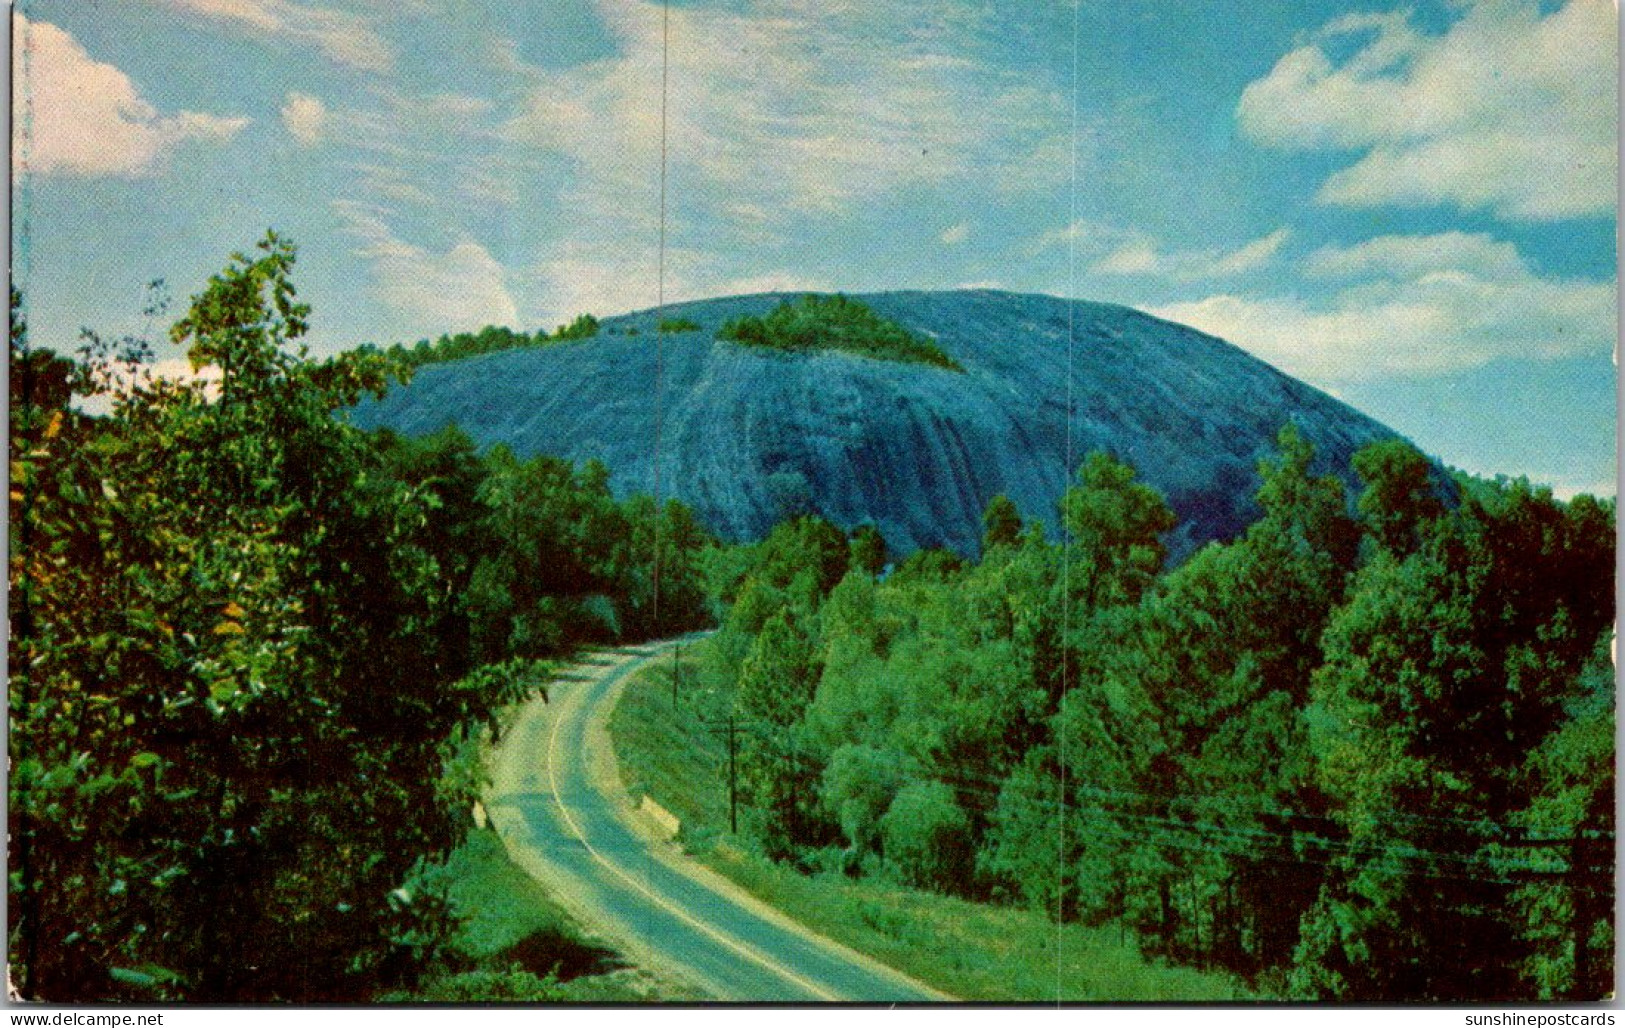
[484,638,947,1003]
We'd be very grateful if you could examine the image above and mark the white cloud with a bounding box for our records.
[1304,231,1527,282]
[940,223,970,246]
[280,92,327,146]
[149,0,394,73]
[501,1,1066,229]
[1151,233,1615,384]
[1238,1,1618,220]
[347,163,437,206]
[73,356,225,417]
[12,14,248,179]
[335,201,518,334]
[1091,237,1160,275]
[520,241,831,329]
[521,246,663,327]
[1552,477,1617,501]
[489,1,1074,321]
[1206,229,1291,277]
[1039,220,1290,281]
[300,88,513,214]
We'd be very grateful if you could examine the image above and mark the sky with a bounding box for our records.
[9,0,1619,497]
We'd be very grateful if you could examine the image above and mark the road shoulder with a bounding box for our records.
[588,642,956,1002]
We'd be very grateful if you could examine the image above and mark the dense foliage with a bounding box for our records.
[7,238,708,1001]
[360,313,601,371]
[718,295,963,371]
[699,428,1615,1000]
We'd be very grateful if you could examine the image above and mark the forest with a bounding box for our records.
[355,312,603,371]
[694,431,1615,1001]
[7,234,1615,1002]
[6,236,709,1001]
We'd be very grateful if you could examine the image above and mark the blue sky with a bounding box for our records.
[10,0,1618,496]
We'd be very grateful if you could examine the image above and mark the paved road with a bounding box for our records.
[485,638,946,1003]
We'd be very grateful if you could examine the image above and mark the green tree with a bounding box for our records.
[374,425,492,674]
[980,494,1023,554]
[1294,477,1613,1001]
[981,747,1073,916]
[881,780,973,892]
[467,451,628,658]
[1060,451,1176,612]
[717,294,962,371]
[8,288,76,446]
[736,610,829,856]
[737,610,817,728]
[849,523,888,577]
[891,547,964,583]
[8,235,530,1001]
[1512,643,1615,999]
[1352,438,1446,559]
[618,495,714,638]
[754,515,851,598]
[1034,430,1356,973]
[820,744,908,859]
[1252,424,1360,579]
[553,313,600,340]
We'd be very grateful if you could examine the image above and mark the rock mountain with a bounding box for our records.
[352,290,1404,557]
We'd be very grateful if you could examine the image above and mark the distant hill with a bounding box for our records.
[351,290,1410,557]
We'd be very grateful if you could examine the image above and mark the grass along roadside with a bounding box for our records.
[607,643,1243,1002]
[388,828,696,1002]
[696,840,1235,1002]
[392,653,706,1005]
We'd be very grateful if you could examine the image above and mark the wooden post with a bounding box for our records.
[1571,832,1590,996]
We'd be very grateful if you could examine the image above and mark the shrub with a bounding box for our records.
[881,780,973,893]
[718,295,962,371]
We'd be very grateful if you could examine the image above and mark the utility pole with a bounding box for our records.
[1568,827,1611,996]
[1496,826,1614,999]
[700,711,752,835]
[1571,832,1589,994]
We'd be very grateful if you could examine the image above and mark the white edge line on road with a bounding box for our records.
[545,648,843,1003]
[592,641,956,1003]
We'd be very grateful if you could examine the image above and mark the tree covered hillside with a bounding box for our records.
[691,428,1614,1001]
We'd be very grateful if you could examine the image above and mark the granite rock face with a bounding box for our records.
[352,290,1405,558]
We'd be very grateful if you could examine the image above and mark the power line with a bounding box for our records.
[639,637,1612,899]
[695,712,774,836]
[935,769,1611,866]
[933,772,1611,890]
[634,640,1609,846]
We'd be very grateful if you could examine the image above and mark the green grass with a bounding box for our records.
[608,643,1244,1002]
[387,829,694,1002]
[609,650,734,833]
[437,830,605,967]
[694,844,1237,1001]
